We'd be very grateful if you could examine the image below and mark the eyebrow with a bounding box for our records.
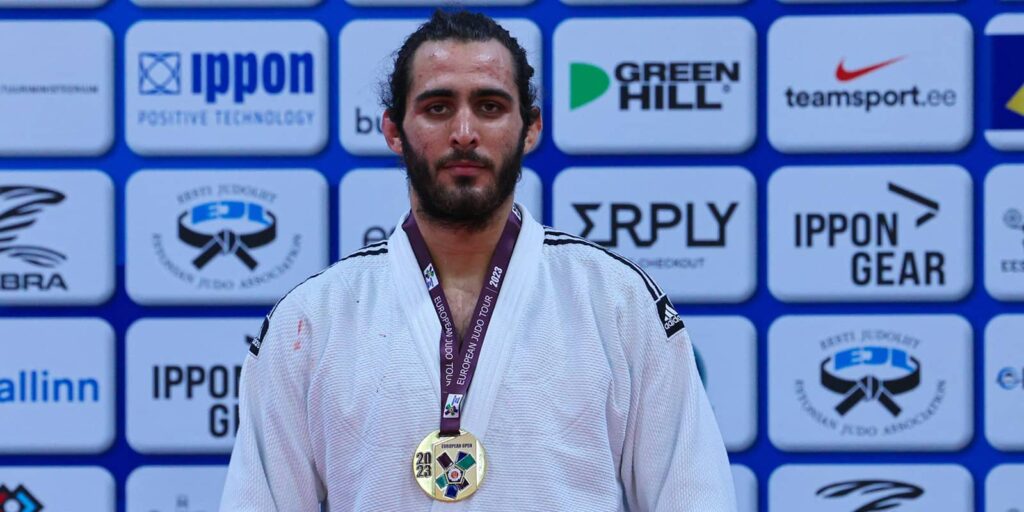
[414,87,514,104]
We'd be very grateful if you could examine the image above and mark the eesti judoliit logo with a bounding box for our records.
[569,60,739,111]
[0,186,68,292]
[794,329,946,439]
[0,484,43,512]
[151,183,302,292]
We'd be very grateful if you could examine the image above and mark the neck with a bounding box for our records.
[409,195,514,283]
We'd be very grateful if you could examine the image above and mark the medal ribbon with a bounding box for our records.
[403,207,521,436]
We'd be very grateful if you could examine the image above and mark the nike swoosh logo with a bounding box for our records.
[835,56,905,82]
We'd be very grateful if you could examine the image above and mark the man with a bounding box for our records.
[221,10,736,511]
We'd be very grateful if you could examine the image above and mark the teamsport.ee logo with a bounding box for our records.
[569,60,739,111]
[138,51,314,104]
[782,54,958,113]
[0,485,43,512]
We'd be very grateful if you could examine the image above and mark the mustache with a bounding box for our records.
[435,149,495,170]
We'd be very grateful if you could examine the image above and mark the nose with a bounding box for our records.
[449,107,479,150]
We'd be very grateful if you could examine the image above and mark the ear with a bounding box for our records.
[523,107,543,154]
[382,109,404,156]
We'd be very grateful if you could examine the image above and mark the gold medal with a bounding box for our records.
[412,429,486,501]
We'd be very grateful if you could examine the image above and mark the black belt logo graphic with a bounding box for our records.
[817,480,923,512]
[0,186,67,268]
[178,200,276,270]
[821,346,920,417]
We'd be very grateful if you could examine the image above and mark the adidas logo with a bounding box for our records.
[656,295,684,337]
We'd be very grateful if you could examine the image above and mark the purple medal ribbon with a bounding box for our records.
[402,207,522,436]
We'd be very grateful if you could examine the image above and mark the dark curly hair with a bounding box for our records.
[381,9,539,136]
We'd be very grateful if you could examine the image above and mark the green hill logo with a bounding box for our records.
[570,62,610,110]
[569,60,740,112]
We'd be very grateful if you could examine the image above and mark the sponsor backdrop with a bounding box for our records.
[0,0,1020,509]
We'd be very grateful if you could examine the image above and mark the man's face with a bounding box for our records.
[384,39,541,229]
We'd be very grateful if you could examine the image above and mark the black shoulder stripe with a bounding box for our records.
[341,247,388,261]
[341,240,389,261]
[544,229,665,298]
[543,237,661,301]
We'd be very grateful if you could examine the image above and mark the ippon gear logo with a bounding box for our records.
[137,50,314,104]
[0,484,43,512]
[793,182,944,288]
[816,480,923,512]
[0,186,68,292]
[569,61,739,111]
[178,201,276,270]
[821,346,921,417]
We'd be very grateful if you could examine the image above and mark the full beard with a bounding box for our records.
[403,139,524,232]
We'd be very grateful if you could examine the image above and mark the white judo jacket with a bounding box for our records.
[221,206,737,511]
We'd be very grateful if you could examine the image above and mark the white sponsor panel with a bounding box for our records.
[0,171,114,305]
[0,22,112,155]
[985,165,1024,300]
[338,168,542,255]
[553,18,756,154]
[340,19,542,156]
[126,466,228,512]
[731,465,757,512]
[0,318,115,453]
[128,319,258,454]
[768,15,972,153]
[768,315,972,451]
[126,170,328,305]
[553,167,755,303]
[684,316,757,451]
[985,315,1024,451]
[768,165,972,302]
[0,466,114,511]
[126,21,327,155]
[770,464,973,511]
[987,465,1024,511]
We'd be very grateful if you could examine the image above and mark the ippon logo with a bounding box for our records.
[570,61,739,111]
[138,50,314,104]
[0,484,43,512]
